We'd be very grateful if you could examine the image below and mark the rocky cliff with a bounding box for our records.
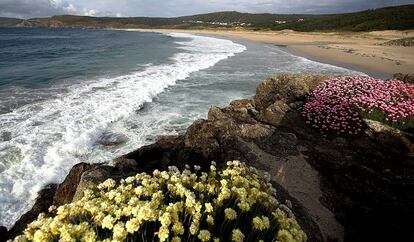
[2,74,413,242]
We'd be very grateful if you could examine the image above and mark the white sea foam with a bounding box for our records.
[0,32,246,228]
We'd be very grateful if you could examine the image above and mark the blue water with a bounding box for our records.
[0,28,182,113]
[0,28,178,88]
[0,27,361,228]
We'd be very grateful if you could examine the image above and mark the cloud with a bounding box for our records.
[0,0,412,19]
[0,0,114,19]
[63,3,77,14]
[83,9,97,16]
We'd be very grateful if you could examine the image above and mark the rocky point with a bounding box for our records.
[2,74,413,242]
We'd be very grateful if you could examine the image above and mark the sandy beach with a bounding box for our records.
[136,29,414,78]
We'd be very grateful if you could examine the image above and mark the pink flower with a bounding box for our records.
[302,76,414,135]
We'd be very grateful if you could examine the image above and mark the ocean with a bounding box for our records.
[0,27,360,228]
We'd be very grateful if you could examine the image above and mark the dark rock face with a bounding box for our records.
[52,163,97,206]
[6,74,414,242]
[393,73,414,83]
[0,226,7,242]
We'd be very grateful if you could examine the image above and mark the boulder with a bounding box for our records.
[184,119,222,159]
[229,99,253,108]
[364,119,414,159]
[53,163,97,206]
[257,100,291,126]
[72,166,114,201]
[393,73,414,83]
[253,74,330,109]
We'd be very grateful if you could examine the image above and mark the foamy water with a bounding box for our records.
[0,32,246,228]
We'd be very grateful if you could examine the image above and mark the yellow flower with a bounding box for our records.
[125,176,135,184]
[98,178,116,190]
[33,230,46,241]
[217,187,231,205]
[189,221,199,235]
[198,230,211,242]
[252,216,270,231]
[210,165,216,171]
[171,237,181,242]
[161,171,170,180]
[48,205,57,213]
[59,226,74,242]
[224,208,237,220]
[11,160,307,242]
[113,222,127,241]
[206,215,214,225]
[277,229,294,242]
[125,218,140,233]
[237,201,250,212]
[83,230,97,242]
[101,215,116,229]
[49,220,60,235]
[172,222,184,235]
[157,226,169,242]
[204,203,213,213]
[231,229,244,242]
[159,212,172,226]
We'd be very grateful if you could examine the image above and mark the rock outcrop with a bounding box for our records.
[393,72,414,83]
[4,74,414,242]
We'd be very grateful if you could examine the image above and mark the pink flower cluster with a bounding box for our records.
[302,76,414,135]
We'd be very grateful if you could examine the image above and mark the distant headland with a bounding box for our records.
[0,4,413,32]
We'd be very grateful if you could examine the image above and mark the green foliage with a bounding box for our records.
[362,108,414,132]
[271,5,414,31]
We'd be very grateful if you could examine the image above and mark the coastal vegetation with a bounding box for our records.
[11,161,305,242]
[302,76,414,135]
[269,5,414,31]
[0,4,413,32]
[0,17,23,27]
[379,37,414,47]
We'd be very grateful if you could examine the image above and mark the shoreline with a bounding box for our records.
[131,28,414,79]
[284,46,390,79]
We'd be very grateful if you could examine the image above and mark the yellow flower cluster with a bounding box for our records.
[12,161,306,242]
[252,216,270,231]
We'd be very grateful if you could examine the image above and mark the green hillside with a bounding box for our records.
[176,11,318,24]
[271,5,414,31]
[0,17,24,27]
[0,4,413,31]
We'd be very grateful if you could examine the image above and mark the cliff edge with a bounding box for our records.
[2,74,413,242]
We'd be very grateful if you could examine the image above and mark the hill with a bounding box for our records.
[0,4,413,31]
[271,5,414,31]
[0,17,25,27]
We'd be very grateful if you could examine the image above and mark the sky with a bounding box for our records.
[0,0,412,19]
